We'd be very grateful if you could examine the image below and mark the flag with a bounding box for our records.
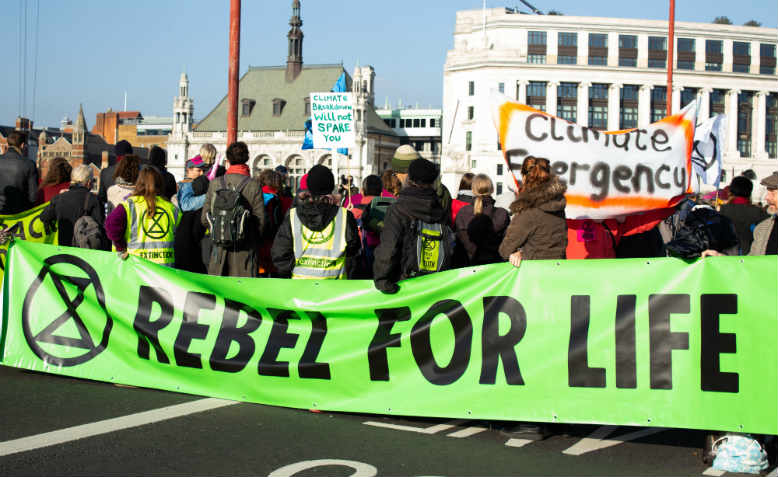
[691,114,725,188]
[302,119,314,150]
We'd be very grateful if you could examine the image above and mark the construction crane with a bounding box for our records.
[518,0,544,15]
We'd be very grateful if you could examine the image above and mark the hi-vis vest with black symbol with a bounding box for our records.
[122,196,180,267]
[290,207,348,279]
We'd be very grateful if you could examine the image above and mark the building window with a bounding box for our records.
[430,119,437,128]
[651,86,667,123]
[737,91,753,157]
[241,98,256,117]
[589,33,607,48]
[589,56,607,66]
[497,163,503,176]
[304,97,311,116]
[498,82,505,94]
[468,81,475,96]
[619,35,637,68]
[706,40,723,71]
[619,57,637,67]
[558,82,578,100]
[619,35,637,49]
[677,37,695,70]
[528,31,547,46]
[760,44,776,75]
[681,88,698,108]
[558,55,577,64]
[733,41,751,73]
[559,32,577,47]
[677,60,694,70]
[413,118,421,128]
[527,81,547,111]
[558,104,577,123]
[557,82,578,123]
[496,182,503,195]
[589,84,608,130]
[497,138,502,151]
[589,83,608,100]
[710,89,726,115]
[471,159,477,169]
[767,93,777,158]
[272,98,286,116]
[648,36,667,69]
[466,131,472,151]
[467,106,474,120]
[528,54,546,64]
[420,118,427,127]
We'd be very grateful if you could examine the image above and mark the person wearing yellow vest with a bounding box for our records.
[105,167,180,266]
[271,164,360,279]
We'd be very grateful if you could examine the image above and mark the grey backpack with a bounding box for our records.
[73,193,104,249]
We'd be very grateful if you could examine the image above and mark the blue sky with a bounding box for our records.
[0,0,775,129]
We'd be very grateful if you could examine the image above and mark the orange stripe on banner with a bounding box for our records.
[566,194,675,210]
[498,102,548,151]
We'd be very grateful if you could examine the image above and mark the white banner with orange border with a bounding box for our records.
[492,95,696,220]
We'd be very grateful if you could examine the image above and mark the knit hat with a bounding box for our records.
[408,158,438,185]
[306,164,335,196]
[186,155,209,170]
[391,145,421,173]
[761,171,778,191]
[729,176,753,198]
[114,140,133,157]
[275,165,289,176]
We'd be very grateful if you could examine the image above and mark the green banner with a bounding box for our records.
[0,203,58,284]
[2,240,776,434]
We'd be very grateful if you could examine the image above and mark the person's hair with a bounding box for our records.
[729,176,753,199]
[381,169,401,195]
[200,143,217,164]
[259,168,282,189]
[226,141,249,165]
[41,157,72,188]
[133,167,163,214]
[458,173,475,193]
[520,156,552,191]
[7,131,26,148]
[362,175,382,197]
[148,146,167,169]
[70,164,94,186]
[114,154,141,183]
[471,174,494,215]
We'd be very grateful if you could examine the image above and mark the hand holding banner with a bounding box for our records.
[492,95,696,220]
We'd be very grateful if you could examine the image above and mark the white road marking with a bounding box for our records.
[702,467,725,476]
[562,426,665,456]
[269,459,377,477]
[447,426,488,438]
[0,398,237,457]
[363,419,467,434]
[505,438,534,448]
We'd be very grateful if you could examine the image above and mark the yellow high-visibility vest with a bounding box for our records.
[122,195,180,267]
[290,207,347,279]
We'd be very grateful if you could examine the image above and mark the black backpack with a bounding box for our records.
[73,193,105,249]
[665,206,739,258]
[207,176,251,248]
[363,196,396,234]
[402,218,455,278]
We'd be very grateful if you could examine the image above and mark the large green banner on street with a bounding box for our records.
[0,203,57,284]
[1,240,776,434]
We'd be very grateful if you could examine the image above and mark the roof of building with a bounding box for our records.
[195,64,396,137]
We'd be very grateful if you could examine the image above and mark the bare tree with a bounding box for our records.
[713,16,733,24]
[744,20,762,27]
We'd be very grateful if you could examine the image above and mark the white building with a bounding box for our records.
[375,106,443,164]
[441,9,778,208]
[166,1,399,184]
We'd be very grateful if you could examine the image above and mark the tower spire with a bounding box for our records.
[286,0,303,82]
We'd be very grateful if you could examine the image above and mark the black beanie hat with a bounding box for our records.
[114,140,133,156]
[191,175,210,196]
[307,164,335,196]
[408,158,438,185]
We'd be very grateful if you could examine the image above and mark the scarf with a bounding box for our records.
[730,197,750,205]
[226,164,250,176]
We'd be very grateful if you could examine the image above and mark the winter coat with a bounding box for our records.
[40,184,105,248]
[270,199,361,278]
[201,172,266,277]
[720,201,769,255]
[98,163,118,204]
[454,196,510,262]
[0,147,38,214]
[451,192,474,223]
[749,216,776,256]
[107,182,135,211]
[38,182,70,204]
[373,185,450,293]
[499,177,567,261]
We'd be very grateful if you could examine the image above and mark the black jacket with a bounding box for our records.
[271,200,360,279]
[0,148,38,214]
[40,185,105,248]
[720,202,769,255]
[454,196,510,263]
[373,186,449,293]
[98,163,117,204]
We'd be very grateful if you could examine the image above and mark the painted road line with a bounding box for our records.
[505,438,534,448]
[447,426,488,438]
[562,426,665,456]
[702,467,725,476]
[0,398,238,457]
[363,419,467,434]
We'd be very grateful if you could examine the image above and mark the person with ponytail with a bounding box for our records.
[499,156,567,267]
[105,166,180,266]
[454,174,510,265]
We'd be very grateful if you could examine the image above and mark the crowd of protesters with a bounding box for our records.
[1,132,777,289]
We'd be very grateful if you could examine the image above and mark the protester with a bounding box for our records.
[40,165,105,248]
[381,169,401,197]
[148,146,178,201]
[261,168,293,217]
[450,172,475,223]
[0,131,38,214]
[98,140,132,203]
[105,167,180,266]
[499,156,567,267]
[107,155,141,212]
[349,175,383,277]
[201,141,265,277]
[455,174,510,265]
[257,168,287,276]
[373,158,453,293]
[749,172,778,256]
[350,175,382,221]
[719,175,768,255]
[275,165,294,200]
[201,143,226,180]
[271,164,360,279]
[37,156,72,203]
[174,174,210,273]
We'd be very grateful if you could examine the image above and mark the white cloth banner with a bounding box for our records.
[491,94,697,220]
[691,114,725,188]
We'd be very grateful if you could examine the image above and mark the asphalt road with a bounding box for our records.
[0,365,771,476]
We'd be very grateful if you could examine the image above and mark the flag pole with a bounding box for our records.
[666,0,675,117]
[227,0,241,146]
